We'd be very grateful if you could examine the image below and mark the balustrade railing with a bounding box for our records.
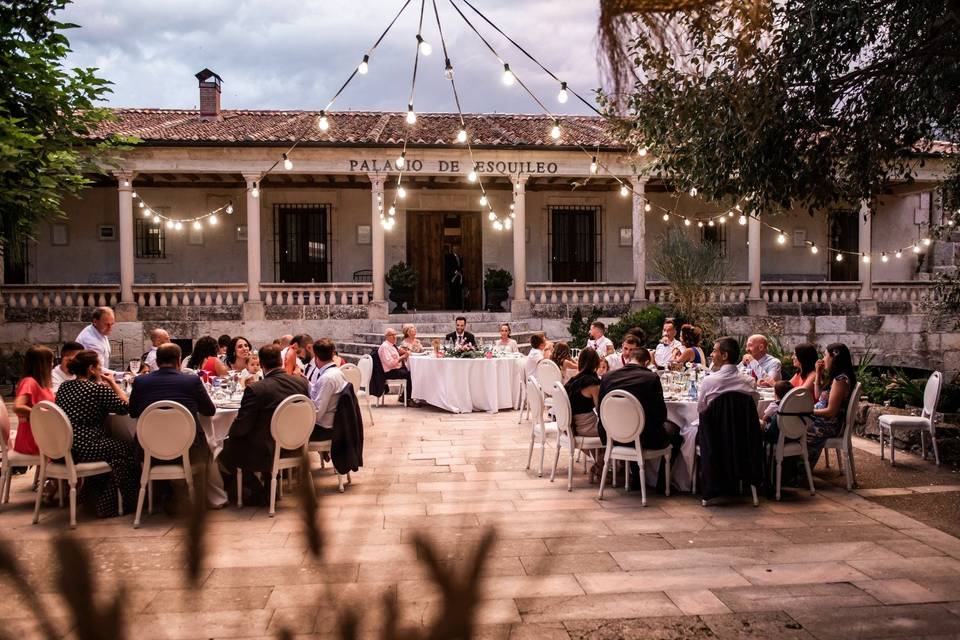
[135,283,247,307]
[526,282,634,305]
[761,281,862,304]
[260,283,373,306]
[645,282,750,305]
[873,281,939,303]
[1,284,120,309]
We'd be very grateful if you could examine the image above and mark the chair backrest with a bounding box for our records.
[340,364,362,393]
[922,371,942,419]
[550,381,573,437]
[838,382,862,446]
[599,390,646,445]
[136,401,196,461]
[30,401,74,460]
[357,355,373,390]
[537,359,563,394]
[270,394,317,451]
[526,376,545,422]
[777,386,815,441]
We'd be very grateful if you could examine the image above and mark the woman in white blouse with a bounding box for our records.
[495,323,519,353]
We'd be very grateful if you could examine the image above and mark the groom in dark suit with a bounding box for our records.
[444,246,465,310]
[444,316,477,348]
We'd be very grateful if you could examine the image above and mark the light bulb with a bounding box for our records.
[689,187,698,197]
[138,200,145,208]
[697,221,704,228]
[835,253,843,262]
[550,125,561,140]
[719,216,726,224]
[949,219,956,227]
[912,244,921,253]
[398,186,406,199]
[122,180,129,187]
[493,220,504,231]
[358,54,369,74]
[684,218,691,226]
[406,106,416,125]
[510,211,516,219]
[153,215,160,224]
[131,191,138,199]
[557,81,568,103]
[444,58,454,79]
[638,146,648,157]
[396,152,406,169]
[862,254,870,263]
[738,215,747,225]
[777,233,786,244]
[504,218,512,230]
[142,208,151,217]
[488,211,496,221]
[251,184,259,198]
[620,185,629,197]
[881,253,889,262]
[810,244,819,254]
[283,154,293,171]
[590,157,598,174]
[174,221,183,231]
[456,128,467,143]
[417,35,432,56]
[728,211,735,218]
[480,195,488,206]
[662,213,670,222]
[510,203,515,210]
[468,170,477,183]
[388,206,396,216]
[644,203,652,212]
[502,63,515,86]
[922,237,932,246]
[317,112,329,131]
[895,250,902,258]
[193,220,202,230]
[708,220,715,227]
[209,214,218,225]
[165,220,174,229]
[226,204,234,215]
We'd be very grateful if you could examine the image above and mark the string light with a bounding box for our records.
[142,208,151,218]
[862,253,870,263]
[416,34,432,56]
[479,195,488,206]
[138,200,145,209]
[174,221,183,231]
[251,182,259,198]
[835,253,843,262]
[738,214,747,225]
[688,187,698,197]
[504,218,512,230]
[590,157,598,174]
[697,220,704,228]
[683,218,691,226]
[662,213,670,222]
[165,220,174,230]
[283,154,293,171]
[153,214,160,224]
[922,237,932,246]
[192,221,202,230]
[358,54,370,74]
[550,124,561,140]
[708,219,714,227]
[719,216,726,224]
[881,252,888,262]
[444,58,454,79]
[638,147,648,157]
[777,232,786,244]
[317,112,330,131]
[619,184,629,197]
[557,81,568,103]
[895,250,902,258]
[397,186,407,199]
[226,204,234,215]
[388,205,396,216]
[467,170,478,182]
[501,63,515,85]
[810,244,819,254]
[488,211,496,221]
[456,128,467,143]
[493,219,503,230]
[209,214,218,225]
[396,151,406,169]
[406,104,417,124]
[912,244,921,253]
[644,203,652,212]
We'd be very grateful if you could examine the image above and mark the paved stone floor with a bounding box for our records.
[3,401,960,639]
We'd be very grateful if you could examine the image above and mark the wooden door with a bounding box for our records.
[407,212,445,310]
[459,213,482,311]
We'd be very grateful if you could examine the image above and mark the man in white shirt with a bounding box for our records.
[586,321,614,356]
[76,306,117,374]
[524,334,547,380]
[741,334,782,387]
[605,335,639,373]
[699,337,759,413]
[142,328,170,373]
[654,319,684,368]
[308,339,348,437]
[51,341,83,393]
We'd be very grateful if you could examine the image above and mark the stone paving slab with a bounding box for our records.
[1,403,960,638]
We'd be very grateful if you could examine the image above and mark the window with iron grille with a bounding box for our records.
[135,218,165,259]
[273,203,332,283]
[700,221,727,256]
[547,205,602,282]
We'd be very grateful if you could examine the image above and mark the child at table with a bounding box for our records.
[242,355,263,386]
[761,380,793,443]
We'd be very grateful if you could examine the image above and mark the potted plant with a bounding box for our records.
[483,268,514,312]
[386,262,418,313]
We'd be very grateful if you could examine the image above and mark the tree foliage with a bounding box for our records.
[651,227,728,323]
[598,0,960,217]
[0,1,133,257]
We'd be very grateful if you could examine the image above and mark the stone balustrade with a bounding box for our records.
[135,283,247,307]
[2,284,121,310]
[760,281,862,304]
[260,283,373,307]
[526,282,634,306]
[874,281,939,303]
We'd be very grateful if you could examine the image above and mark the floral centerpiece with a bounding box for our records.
[440,342,486,358]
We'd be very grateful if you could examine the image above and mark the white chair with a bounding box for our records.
[342,363,374,426]
[879,371,942,467]
[549,382,603,491]
[517,364,530,424]
[823,382,862,490]
[30,401,119,528]
[237,394,316,516]
[772,387,816,501]
[356,355,375,425]
[536,359,563,408]
[1,428,42,507]
[306,374,353,494]
[597,390,673,506]
[133,401,198,528]
[525,377,558,477]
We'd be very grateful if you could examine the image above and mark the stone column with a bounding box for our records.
[114,172,138,321]
[747,213,766,315]
[858,199,877,314]
[511,175,531,316]
[630,177,648,305]
[369,174,388,319]
[242,174,264,320]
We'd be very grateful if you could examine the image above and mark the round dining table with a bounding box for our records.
[407,354,523,414]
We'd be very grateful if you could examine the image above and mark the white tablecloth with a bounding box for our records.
[408,356,523,414]
[107,407,238,507]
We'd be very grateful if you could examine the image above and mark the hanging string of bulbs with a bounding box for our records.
[130,190,234,232]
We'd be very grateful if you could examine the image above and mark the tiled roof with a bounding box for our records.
[91,109,627,150]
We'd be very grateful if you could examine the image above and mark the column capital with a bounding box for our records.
[114,171,135,189]
[514,174,529,192]
[242,173,261,187]
[368,173,386,189]
[629,176,649,190]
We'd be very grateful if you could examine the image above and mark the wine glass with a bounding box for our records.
[129,359,141,376]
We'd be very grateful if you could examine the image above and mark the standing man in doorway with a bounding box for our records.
[444,245,465,311]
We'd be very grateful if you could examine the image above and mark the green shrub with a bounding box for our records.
[607,306,667,348]
[568,307,600,349]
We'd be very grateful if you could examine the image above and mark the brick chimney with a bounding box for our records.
[195,68,222,120]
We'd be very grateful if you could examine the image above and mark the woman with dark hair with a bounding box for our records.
[185,336,228,376]
[671,324,705,366]
[790,343,819,391]
[226,335,252,374]
[550,341,579,383]
[495,323,519,353]
[564,347,604,481]
[807,342,857,466]
[12,345,56,455]
[54,350,138,517]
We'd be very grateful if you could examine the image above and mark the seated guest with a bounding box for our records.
[142,328,170,373]
[445,316,476,348]
[400,324,424,353]
[525,334,547,380]
[496,323,519,353]
[284,334,313,376]
[596,357,609,377]
[278,335,294,349]
[550,341,579,383]
[218,344,309,504]
[55,350,137,518]
[307,339,347,441]
[226,336,253,375]
[565,347,604,479]
[761,380,794,444]
[52,341,83,393]
[217,334,232,361]
[654,319,683,368]
[378,328,417,404]
[790,343,818,392]
[586,322,614,356]
[13,345,56,456]
[185,336,228,377]
[808,343,856,466]
[698,337,758,413]
[244,355,263,385]
[129,343,216,450]
[605,335,639,373]
[742,334,782,387]
[671,324,706,366]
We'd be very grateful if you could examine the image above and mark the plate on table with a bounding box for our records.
[218,401,242,409]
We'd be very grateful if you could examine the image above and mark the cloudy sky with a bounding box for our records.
[59,0,604,116]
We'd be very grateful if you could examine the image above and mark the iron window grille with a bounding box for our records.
[273,203,333,283]
[700,221,727,256]
[135,218,165,259]
[547,205,603,282]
